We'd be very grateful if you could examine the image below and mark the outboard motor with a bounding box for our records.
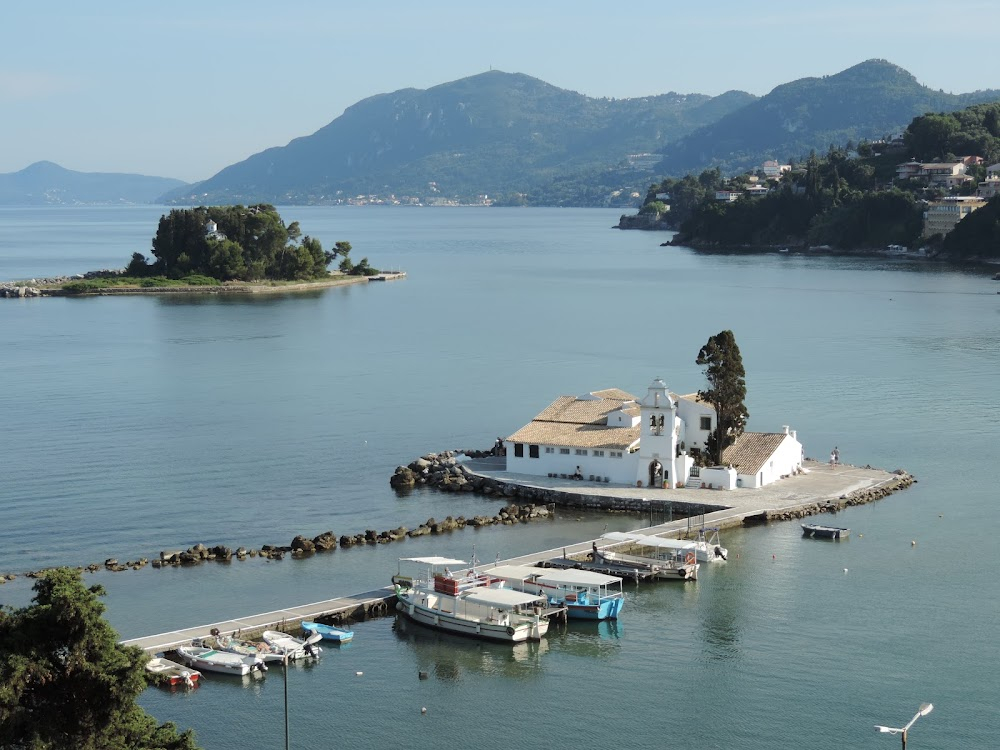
[252,657,267,673]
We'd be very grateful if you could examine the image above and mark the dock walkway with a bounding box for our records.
[121,588,394,654]
[125,460,909,654]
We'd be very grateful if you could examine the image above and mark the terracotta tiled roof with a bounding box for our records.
[590,388,638,401]
[507,390,640,449]
[532,392,637,426]
[721,432,790,474]
[506,422,640,450]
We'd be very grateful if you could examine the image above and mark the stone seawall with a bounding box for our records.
[389,450,729,518]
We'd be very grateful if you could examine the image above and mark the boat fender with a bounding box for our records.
[677,568,687,578]
[506,626,515,636]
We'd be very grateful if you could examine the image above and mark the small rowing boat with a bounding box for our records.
[301,621,354,642]
[801,523,850,540]
[146,656,200,687]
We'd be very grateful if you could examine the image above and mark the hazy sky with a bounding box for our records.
[4,0,1000,183]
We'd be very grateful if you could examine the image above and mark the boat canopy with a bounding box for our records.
[536,569,622,587]
[463,587,545,608]
[484,564,544,580]
[602,532,698,552]
[400,556,468,566]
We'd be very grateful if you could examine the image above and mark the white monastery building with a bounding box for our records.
[505,378,803,490]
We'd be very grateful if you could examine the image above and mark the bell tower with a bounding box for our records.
[637,377,679,489]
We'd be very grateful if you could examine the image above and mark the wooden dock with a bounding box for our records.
[121,588,395,654]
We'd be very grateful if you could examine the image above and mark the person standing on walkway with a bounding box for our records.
[833,446,840,465]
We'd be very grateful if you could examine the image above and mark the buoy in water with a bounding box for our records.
[843,568,848,573]
[911,540,917,546]
[421,707,427,714]
[356,671,363,676]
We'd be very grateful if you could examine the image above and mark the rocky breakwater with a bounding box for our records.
[764,468,916,523]
[1,284,44,297]
[390,450,506,495]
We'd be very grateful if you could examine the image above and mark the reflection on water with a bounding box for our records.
[392,614,548,680]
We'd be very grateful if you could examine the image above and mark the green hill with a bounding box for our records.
[159,71,755,206]
[657,60,1000,176]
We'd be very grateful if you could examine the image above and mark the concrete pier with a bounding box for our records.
[124,459,911,655]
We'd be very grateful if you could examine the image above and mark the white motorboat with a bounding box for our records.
[200,633,286,663]
[599,532,699,580]
[145,656,200,687]
[693,527,729,562]
[173,645,266,676]
[393,556,551,643]
[261,630,322,660]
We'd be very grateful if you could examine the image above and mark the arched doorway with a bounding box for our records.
[648,460,665,488]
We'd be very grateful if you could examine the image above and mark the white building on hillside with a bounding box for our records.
[505,377,803,490]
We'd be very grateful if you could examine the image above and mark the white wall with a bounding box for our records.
[504,441,639,484]
[700,466,737,490]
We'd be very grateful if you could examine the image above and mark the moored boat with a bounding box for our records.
[483,564,625,620]
[262,630,322,659]
[301,621,354,642]
[393,556,553,643]
[201,633,285,663]
[173,645,266,676]
[801,523,850,540]
[145,656,201,688]
[598,532,699,580]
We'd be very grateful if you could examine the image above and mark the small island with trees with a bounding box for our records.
[28,205,392,297]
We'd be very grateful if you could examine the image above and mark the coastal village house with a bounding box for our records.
[977,163,1000,199]
[922,196,986,237]
[505,378,803,490]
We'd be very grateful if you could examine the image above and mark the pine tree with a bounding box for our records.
[0,568,199,750]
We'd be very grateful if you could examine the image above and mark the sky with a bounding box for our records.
[4,0,1000,183]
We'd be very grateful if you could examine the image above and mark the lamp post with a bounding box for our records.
[875,703,933,749]
[284,632,323,750]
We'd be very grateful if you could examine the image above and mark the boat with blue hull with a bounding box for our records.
[301,621,354,643]
[483,564,624,620]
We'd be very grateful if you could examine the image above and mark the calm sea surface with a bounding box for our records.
[1,206,998,749]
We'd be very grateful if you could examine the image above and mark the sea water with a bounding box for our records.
[1,206,998,749]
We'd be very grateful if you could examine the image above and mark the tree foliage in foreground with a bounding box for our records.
[942,195,1000,258]
[696,330,749,466]
[0,568,199,750]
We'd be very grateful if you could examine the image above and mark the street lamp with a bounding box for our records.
[284,632,324,750]
[875,703,933,749]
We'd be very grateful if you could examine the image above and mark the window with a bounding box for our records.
[514,443,524,458]
[611,451,623,459]
[575,449,587,456]
[593,450,605,457]
[559,448,570,455]
[529,444,539,458]
[700,416,712,431]
[544,446,554,454]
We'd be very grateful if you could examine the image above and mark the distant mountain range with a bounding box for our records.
[6,61,1000,208]
[159,71,755,206]
[657,60,1000,176]
[0,161,187,206]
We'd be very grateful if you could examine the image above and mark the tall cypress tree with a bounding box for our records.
[696,330,749,465]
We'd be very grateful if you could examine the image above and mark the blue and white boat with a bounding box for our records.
[483,564,624,620]
[301,621,354,643]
